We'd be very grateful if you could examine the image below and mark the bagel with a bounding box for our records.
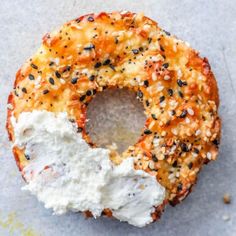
[6,12,221,227]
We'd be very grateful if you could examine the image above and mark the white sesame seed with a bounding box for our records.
[171,128,178,135]
[207,152,212,160]
[206,130,212,137]
[148,161,155,170]
[164,75,170,80]
[60,79,66,84]
[187,108,194,116]
[157,82,164,91]
[185,117,190,124]
[195,129,201,136]
[168,173,175,180]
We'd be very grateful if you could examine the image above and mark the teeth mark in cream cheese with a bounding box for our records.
[11,110,165,227]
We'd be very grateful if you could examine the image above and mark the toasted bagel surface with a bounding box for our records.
[7,12,221,222]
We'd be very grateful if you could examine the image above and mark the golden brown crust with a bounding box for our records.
[6,11,221,223]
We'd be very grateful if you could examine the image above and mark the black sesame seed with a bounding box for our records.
[148,37,152,44]
[193,148,200,154]
[139,47,144,52]
[103,59,111,65]
[109,64,116,71]
[84,44,95,50]
[180,142,189,152]
[160,45,165,52]
[177,79,187,87]
[159,96,165,103]
[162,63,169,68]
[89,75,95,81]
[163,30,171,36]
[151,114,157,120]
[137,90,143,98]
[25,154,30,160]
[115,37,119,44]
[87,16,94,22]
[146,100,150,106]
[168,88,173,96]
[49,77,55,85]
[77,127,83,132]
[178,91,184,98]
[172,160,178,167]
[43,89,49,95]
[144,80,149,87]
[71,77,78,84]
[188,162,193,169]
[132,49,139,54]
[86,90,92,96]
[30,63,38,69]
[80,95,86,101]
[152,154,158,162]
[144,129,152,135]
[171,110,176,116]
[94,62,102,68]
[179,109,187,118]
[49,61,54,66]
[28,74,35,80]
[92,89,97,95]
[213,139,219,147]
[22,87,27,93]
[177,183,183,192]
[55,71,61,78]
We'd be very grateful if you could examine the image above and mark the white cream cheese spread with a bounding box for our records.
[11,110,165,227]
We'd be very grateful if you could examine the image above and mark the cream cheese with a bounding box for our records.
[11,110,165,227]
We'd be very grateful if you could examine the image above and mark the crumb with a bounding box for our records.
[222,214,230,221]
[223,194,231,204]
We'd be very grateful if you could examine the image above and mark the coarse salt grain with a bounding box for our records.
[206,152,212,160]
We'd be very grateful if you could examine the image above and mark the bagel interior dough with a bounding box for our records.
[11,110,165,227]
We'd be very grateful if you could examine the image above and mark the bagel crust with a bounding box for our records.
[6,12,221,226]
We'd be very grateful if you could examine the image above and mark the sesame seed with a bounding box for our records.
[144,80,149,87]
[180,142,189,152]
[168,88,173,96]
[94,62,102,68]
[86,90,92,96]
[137,90,143,99]
[87,16,94,22]
[206,152,212,160]
[49,77,55,85]
[187,108,194,116]
[84,44,95,50]
[71,77,78,84]
[103,59,111,65]
[80,95,86,101]
[164,75,170,80]
[159,96,165,103]
[132,49,139,54]
[151,114,157,120]
[22,87,27,93]
[162,63,169,68]
[43,89,49,94]
[89,75,95,81]
[55,71,61,78]
[152,154,158,162]
[178,91,184,98]
[30,63,38,69]
[179,109,187,118]
[7,104,13,110]
[28,74,35,80]
[144,129,152,135]
[195,129,201,136]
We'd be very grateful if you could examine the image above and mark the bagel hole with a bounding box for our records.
[86,88,146,154]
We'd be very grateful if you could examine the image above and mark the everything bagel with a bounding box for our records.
[6,12,221,227]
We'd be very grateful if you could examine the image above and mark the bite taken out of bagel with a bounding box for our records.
[6,11,221,226]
